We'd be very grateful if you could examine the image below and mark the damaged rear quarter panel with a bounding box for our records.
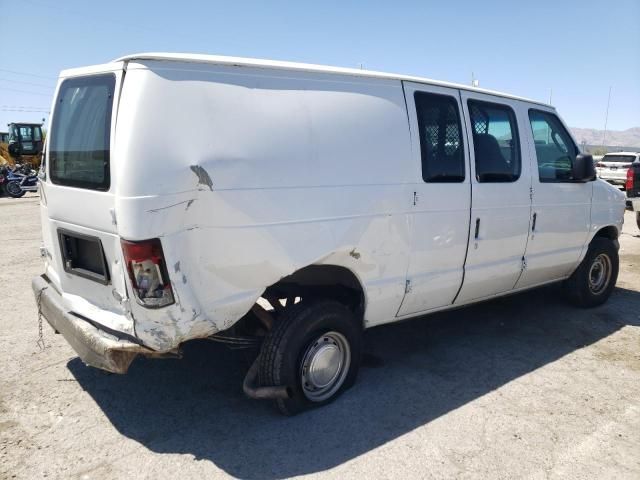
[112,61,416,350]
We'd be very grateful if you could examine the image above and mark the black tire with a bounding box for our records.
[564,237,618,308]
[6,181,25,198]
[636,212,640,230]
[258,300,362,415]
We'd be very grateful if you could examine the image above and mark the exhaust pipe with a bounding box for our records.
[242,357,291,400]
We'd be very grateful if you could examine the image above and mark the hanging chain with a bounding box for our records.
[36,286,48,351]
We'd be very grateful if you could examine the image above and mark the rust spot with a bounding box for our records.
[190,165,213,191]
[349,248,361,260]
[174,261,181,273]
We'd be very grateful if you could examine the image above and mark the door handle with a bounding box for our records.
[474,218,480,239]
[532,213,537,232]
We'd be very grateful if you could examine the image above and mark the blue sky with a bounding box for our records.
[1,0,638,132]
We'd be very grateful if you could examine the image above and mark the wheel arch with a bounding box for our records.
[593,225,619,242]
[263,263,366,323]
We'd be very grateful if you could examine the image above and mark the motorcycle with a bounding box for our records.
[4,164,38,198]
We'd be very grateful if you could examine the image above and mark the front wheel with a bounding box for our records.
[564,237,619,307]
[258,300,362,415]
[5,181,25,198]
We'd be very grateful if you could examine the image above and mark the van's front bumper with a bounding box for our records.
[31,275,153,374]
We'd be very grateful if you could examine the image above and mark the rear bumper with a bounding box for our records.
[601,177,626,185]
[31,274,153,373]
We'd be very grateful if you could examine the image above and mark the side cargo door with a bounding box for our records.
[396,82,471,316]
[454,92,533,303]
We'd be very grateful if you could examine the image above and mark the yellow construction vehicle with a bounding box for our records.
[0,122,44,168]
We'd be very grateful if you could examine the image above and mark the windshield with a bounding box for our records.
[49,74,115,190]
[602,155,636,163]
[19,126,34,141]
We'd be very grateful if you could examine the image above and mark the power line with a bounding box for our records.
[0,87,53,96]
[0,108,50,112]
[1,105,49,109]
[0,77,54,89]
[0,68,56,80]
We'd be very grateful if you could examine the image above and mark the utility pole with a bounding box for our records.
[602,86,612,147]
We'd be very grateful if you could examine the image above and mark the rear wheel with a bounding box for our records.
[5,181,25,198]
[564,237,618,307]
[258,300,362,415]
[636,212,640,230]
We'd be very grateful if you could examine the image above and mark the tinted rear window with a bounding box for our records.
[602,155,636,163]
[50,74,115,190]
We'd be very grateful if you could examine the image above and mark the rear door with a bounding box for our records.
[396,82,471,316]
[454,92,533,303]
[39,64,133,334]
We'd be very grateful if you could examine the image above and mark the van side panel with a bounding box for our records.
[113,62,415,347]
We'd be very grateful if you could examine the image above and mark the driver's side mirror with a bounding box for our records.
[572,153,596,182]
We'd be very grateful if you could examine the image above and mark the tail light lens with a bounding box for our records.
[121,238,174,308]
[626,167,634,191]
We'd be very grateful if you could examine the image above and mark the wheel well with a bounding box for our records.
[263,265,365,318]
[594,226,618,241]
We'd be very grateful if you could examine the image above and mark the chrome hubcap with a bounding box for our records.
[588,253,612,295]
[300,331,351,402]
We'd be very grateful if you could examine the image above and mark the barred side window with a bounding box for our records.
[414,91,465,183]
[468,100,521,183]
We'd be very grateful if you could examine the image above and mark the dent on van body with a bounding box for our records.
[111,62,416,351]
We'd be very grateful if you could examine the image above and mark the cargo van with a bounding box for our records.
[33,53,626,414]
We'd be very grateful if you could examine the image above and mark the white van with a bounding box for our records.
[33,53,626,414]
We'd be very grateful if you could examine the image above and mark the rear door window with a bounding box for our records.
[50,74,116,190]
[602,155,636,163]
[468,100,521,182]
[414,91,465,182]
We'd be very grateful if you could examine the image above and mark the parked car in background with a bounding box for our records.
[596,152,640,188]
[32,53,626,415]
[626,160,640,229]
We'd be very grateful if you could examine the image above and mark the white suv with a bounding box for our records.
[596,152,640,187]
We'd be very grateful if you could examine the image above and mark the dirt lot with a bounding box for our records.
[1,194,639,480]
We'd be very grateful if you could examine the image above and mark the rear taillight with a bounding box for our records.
[626,167,634,191]
[121,238,174,308]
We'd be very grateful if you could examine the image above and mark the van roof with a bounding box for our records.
[113,52,551,108]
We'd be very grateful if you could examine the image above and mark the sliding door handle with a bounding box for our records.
[532,213,537,232]
[474,218,480,239]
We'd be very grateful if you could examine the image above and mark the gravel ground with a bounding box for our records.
[1,194,639,480]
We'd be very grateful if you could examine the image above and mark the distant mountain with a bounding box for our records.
[570,126,640,149]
